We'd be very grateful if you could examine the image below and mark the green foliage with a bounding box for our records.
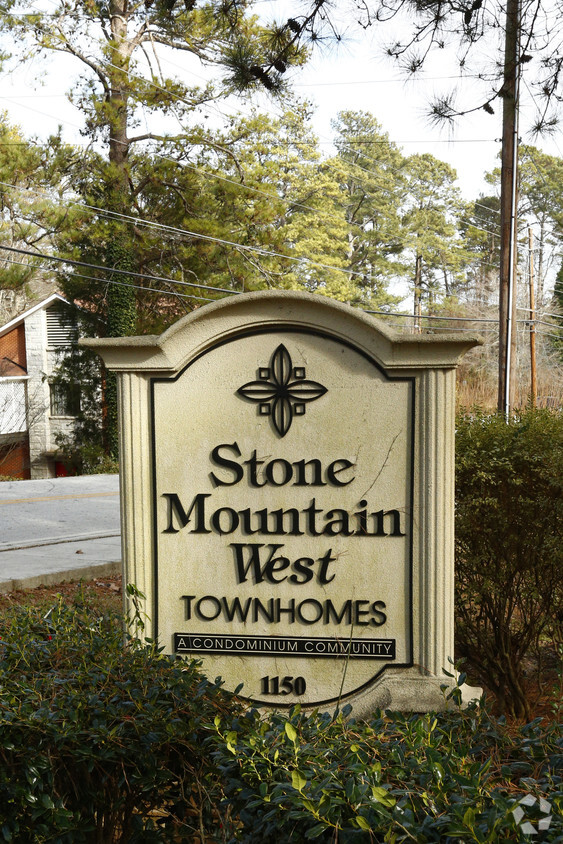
[455,409,563,719]
[330,110,406,301]
[3,400,563,840]
[55,438,119,476]
[1,599,561,844]
[552,261,563,360]
[48,309,114,472]
[458,194,500,306]
[486,144,563,310]
[402,153,470,306]
[0,599,239,842]
[0,0,310,323]
[106,235,137,338]
[213,702,563,842]
[54,104,412,332]
[0,117,80,292]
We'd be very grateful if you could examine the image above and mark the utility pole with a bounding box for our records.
[498,0,521,417]
[528,226,537,407]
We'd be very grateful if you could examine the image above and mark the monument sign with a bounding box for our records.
[86,291,481,713]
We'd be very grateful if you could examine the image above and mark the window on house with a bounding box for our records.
[49,382,81,417]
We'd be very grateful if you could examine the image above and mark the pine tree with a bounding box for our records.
[0,0,310,453]
[401,153,467,328]
[330,111,406,308]
[0,119,79,314]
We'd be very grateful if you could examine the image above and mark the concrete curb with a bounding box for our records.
[0,561,122,594]
[0,533,121,553]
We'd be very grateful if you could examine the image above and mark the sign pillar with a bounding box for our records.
[85,291,482,714]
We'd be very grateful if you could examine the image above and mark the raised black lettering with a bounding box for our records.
[211,507,240,535]
[293,458,325,486]
[244,450,267,487]
[323,599,352,625]
[268,507,304,536]
[264,551,291,583]
[354,599,371,626]
[323,508,353,536]
[220,596,253,622]
[326,459,355,486]
[181,594,196,619]
[385,509,406,537]
[353,499,369,535]
[162,493,211,534]
[209,442,244,487]
[370,509,405,537]
[297,599,323,624]
[303,499,323,536]
[317,548,337,584]
[288,557,315,584]
[265,458,293,486]
[230,543,285,584]
[195,595,222,621]
[370,600,387,626]
[253,598,275,622]
[275,598,296,623]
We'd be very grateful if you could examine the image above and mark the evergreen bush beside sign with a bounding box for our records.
[85,291,481,713]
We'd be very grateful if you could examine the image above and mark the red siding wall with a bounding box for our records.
[0,437,31,479]
[0,325,27,375]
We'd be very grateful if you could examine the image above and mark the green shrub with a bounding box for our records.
[54,440,120,476]
[0,600,238,842]
[455,409,563,719]
[213,702,563,842]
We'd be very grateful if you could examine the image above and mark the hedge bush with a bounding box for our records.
[213,701,563,843]
[0,602,561,842]
[0,600,239,843]
[455,409,563,719]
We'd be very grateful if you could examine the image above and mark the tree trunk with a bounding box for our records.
[104,1,137,457]
[107,0,136,339]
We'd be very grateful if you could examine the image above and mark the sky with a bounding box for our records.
[1,5,562,210]
[0,3,550,202]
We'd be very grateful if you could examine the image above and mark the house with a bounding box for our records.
[0,293,79,479]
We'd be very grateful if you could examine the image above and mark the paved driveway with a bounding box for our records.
[0,474,121,591]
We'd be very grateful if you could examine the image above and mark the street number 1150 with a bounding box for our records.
[260,675,306,696]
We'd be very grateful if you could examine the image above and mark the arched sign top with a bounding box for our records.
[84,290,481,375]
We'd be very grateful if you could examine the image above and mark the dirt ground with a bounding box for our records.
[0,574,124,616]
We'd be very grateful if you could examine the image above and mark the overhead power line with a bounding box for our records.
[0,243,241,296]
[5,242,555,336]
[0,169,502,282]
[534,310,563,320]
[0,175,502,283]
[2,14,506,254]
[0,186,406,286]
[365,308,498,323]
[0,254,221,304]
[0,249,515,330]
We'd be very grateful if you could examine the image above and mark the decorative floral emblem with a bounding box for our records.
[237,344,327,437]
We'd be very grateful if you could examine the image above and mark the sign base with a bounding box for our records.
[337,671,482,717]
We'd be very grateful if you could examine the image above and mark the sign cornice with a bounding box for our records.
[81,290,482,373]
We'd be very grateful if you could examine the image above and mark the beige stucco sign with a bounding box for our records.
[85,291,481,714]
